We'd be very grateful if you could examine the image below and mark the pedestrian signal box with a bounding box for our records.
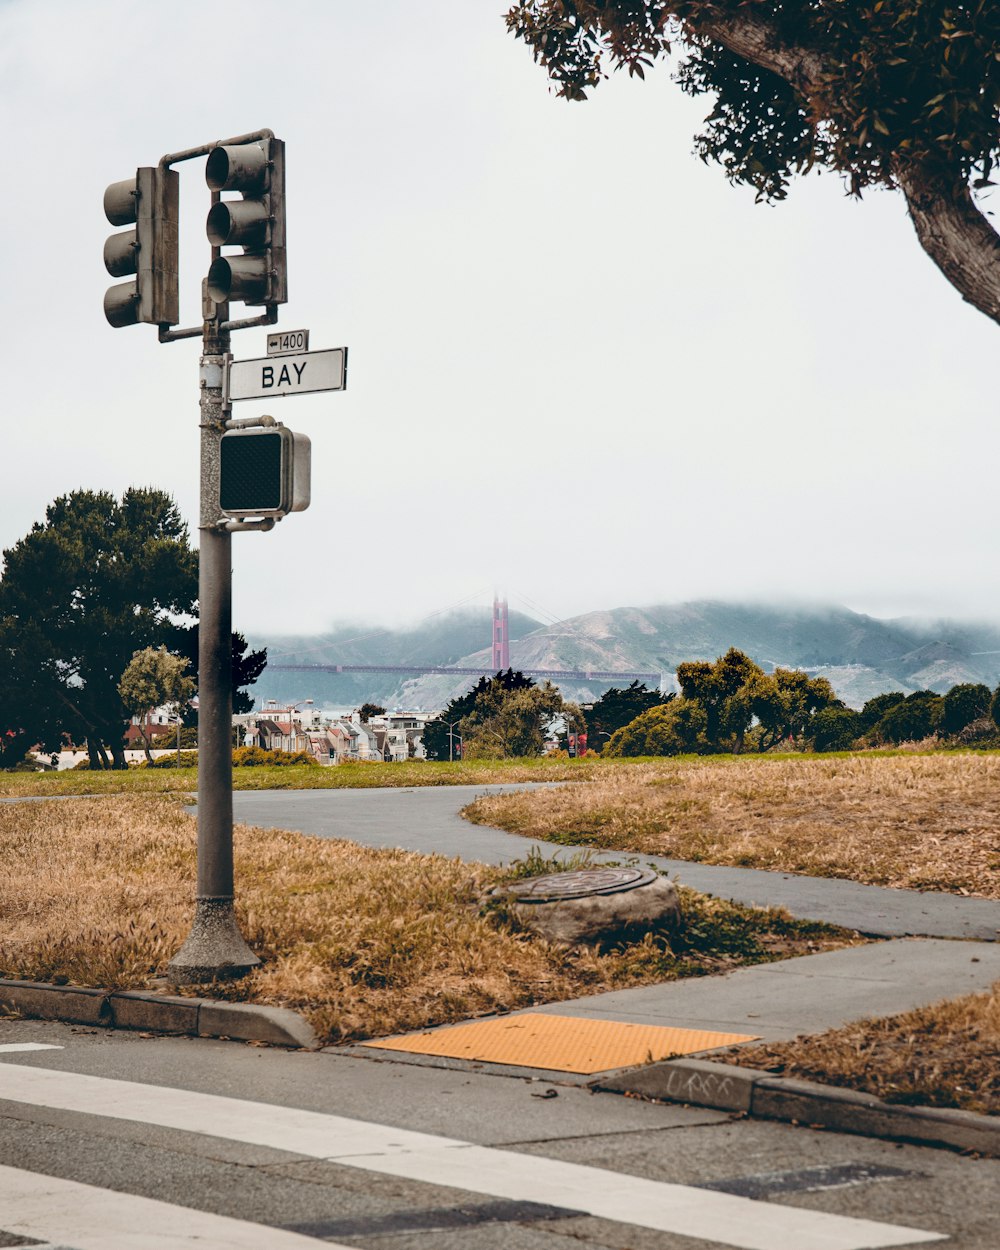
[219,426,311,519]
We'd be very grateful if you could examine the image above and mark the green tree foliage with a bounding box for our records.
[614,649,837,755]
[604,697,709,757]
[810,705,862,752]
[358,702,387,723]
[742,667,838,750]
[462,681,566,758]
[585,680,671,749]
[118,646,195,762]
[859,691,906,732]
[676,647,764,749]
[939,682,991,735]
[871,690,943,744]
[422,670,535,760]
[0,489,197,769]
[506,3,1000,326]
[175,628,267,719]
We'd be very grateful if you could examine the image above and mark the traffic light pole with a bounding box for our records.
[166,299,260,984]
[105,128,289,984]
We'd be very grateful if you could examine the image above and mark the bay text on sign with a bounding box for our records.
[227,347,348,403]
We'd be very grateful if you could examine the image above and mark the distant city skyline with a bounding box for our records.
[3,1,999,634]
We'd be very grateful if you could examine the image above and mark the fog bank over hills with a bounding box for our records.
[249,601,1000,711]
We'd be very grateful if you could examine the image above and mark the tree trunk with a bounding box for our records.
[108,735,127,770]
[86,738,107,770]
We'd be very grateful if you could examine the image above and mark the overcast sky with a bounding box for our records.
[2,1,998,636]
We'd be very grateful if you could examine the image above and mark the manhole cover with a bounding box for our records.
[500,867,658,904]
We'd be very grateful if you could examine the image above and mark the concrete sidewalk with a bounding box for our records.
[230,785,1000,941]
[528,937,1000,1045]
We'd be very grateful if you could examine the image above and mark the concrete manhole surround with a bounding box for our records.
[494,867,681,946]
[501,867,659,903]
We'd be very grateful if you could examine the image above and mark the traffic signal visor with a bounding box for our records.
[103,167,179,328]
[205,138,286,308]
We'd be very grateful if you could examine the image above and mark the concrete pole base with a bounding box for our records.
[165,898,261,985]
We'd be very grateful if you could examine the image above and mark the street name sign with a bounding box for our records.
[267,328,309,355]
[227,347,347,403]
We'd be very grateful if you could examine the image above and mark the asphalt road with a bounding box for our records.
[2,1019,997,1249]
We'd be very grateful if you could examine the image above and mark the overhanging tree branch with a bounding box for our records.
[507,1,1000,328]
[893,163,1000,324]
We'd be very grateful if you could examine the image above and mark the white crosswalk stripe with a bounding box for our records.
[0,1061,945,1250]
[0,1162,348,1249]
[0,1043,63,1053]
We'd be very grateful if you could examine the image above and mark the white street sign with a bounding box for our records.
[267,328,309,355]
[227,347,347,403]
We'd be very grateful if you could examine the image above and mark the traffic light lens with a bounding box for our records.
[104,282,140,328]
[206,200,268,248]
[206,257,234,303]
[220,431,283,513]
[208,255,270,304]
[206,143,267,193]
[104,179,138,227]
[103,229,138,278]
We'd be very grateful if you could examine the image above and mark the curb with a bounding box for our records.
[0,979,318,1050]
[593,1057,1000,1157]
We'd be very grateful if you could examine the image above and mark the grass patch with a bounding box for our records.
[726,985,1000,1115]
[0,795,856,1045]
[0,756,605,797]
[463,753,1000,898]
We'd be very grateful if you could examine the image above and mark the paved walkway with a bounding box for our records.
[16,784,997,1058]
[528,937,1000,1044]
[230,785,1000,941]
[229,785,1000,1060]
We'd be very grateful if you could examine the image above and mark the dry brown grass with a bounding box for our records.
[727,983,1000,1115]
[0,795,853,1045]
[464,754,1000,897]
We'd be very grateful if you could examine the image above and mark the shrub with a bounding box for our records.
[810,706,863,753]
[3,753,51,773]
[957,716,1000,747]
[859,691,906,732]
[605,698,709,757]
[140,747,318,769]
[872,692,943,745]
[143,751,199,769]
[231,746,317,767]
[940,683,992,736]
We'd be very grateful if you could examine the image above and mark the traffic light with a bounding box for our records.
[205,138,286,308]
[219,425,310,518]
[103,167,179,328]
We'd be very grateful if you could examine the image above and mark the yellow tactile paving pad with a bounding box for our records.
[362,1013,759,1074]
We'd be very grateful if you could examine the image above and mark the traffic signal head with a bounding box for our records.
[219,425,310,519]
[103,167,179,328]
[205,138,286,308]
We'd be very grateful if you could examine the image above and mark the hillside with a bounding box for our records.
[250,601,1000,711]
[247,607,542,708]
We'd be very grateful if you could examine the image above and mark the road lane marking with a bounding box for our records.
[0,1163,349,1249]
[0,1063,945,1250]
[0,1044,63,1053]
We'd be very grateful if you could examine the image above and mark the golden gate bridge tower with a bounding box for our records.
[491,594,510,671]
